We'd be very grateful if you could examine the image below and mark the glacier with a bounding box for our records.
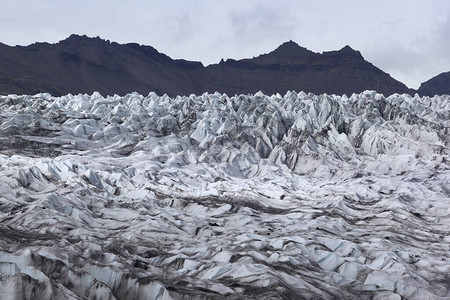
[0,90,449,299]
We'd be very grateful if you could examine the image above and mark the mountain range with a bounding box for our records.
[0,34,448,96]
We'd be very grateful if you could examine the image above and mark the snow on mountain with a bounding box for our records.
[0,90,449,299]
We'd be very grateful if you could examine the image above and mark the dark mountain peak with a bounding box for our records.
[64,34,89,42]
[66,34,101,41]
[339,45,363,57]
[323,45,364,59]
[271,40,312,57]
[60,34,111,47]
[417,71,450,96]
[67,34,86,40]
[277,40,301,49]
[245,40,313,66]
[340,45,356,52]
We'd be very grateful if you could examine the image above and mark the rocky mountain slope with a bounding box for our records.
[0,35,202,97]
[0,90,448,299]
[418,71,450,96]
[202,42,411,96]
[0,35,412,96]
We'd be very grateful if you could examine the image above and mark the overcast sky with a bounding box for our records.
[1,0,449,89]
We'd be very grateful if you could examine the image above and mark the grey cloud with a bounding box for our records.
[366,42,430,89]
[434,13,450,62]
[229,6,293,43]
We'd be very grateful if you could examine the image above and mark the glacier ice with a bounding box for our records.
[0,90,449,299]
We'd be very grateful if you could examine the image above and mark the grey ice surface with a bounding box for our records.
[0,90,449,299]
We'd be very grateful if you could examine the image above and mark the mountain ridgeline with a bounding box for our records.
[0,34,447,96]
[417,71,450,96]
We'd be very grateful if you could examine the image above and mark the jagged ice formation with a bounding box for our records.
[0,90,449,299]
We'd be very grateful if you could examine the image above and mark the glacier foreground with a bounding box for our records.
[0,90,449,299]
